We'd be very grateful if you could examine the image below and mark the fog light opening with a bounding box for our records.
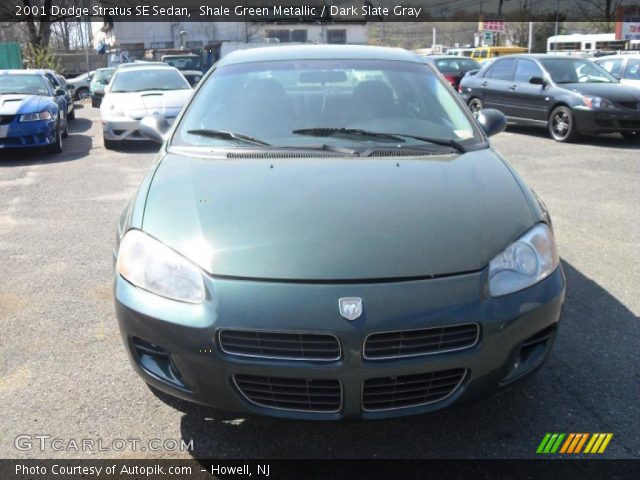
[132,337,187,389]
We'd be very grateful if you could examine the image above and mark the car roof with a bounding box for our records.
[116,62,175,71]
[423,55,479,61]
[218,45,423,67]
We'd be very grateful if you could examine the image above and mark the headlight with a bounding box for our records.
[489,223,559,297]
[582,95,616,110]
[116,230,205,304]
[19,111,52,122]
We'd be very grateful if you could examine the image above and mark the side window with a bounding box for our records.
[623,58,640,80]
[514,59,544,83]
[488,58,516,81]
[599,59,623,76]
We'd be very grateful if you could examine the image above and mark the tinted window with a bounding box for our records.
[174,59,482,149]
[623,58,640,80]
[488,58,516,81]
[540,58,616,84]
[514,59,543,83]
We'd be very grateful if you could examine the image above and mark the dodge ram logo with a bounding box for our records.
[339,297,362,320]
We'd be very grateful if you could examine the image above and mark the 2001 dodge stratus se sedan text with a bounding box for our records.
[113,45,565,420]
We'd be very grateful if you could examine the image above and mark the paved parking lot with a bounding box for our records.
[0,104,638,459]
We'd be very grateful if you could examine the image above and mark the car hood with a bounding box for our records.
[562,82,640,101]
[0,94,47,115]
[141,149,536,281]
[105,90,191,114]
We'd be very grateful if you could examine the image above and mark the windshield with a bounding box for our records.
[110,68,190,93]
[94,69,114,82]
[0,74,49,95]
[163,56,202,71]
[173,59,482,150]
[540,58,618,84]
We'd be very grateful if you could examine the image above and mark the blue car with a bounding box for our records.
[0,70,68,154]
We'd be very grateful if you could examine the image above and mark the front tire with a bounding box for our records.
[75,87,89,100]
[468,98,483,118]
[68,109,75,121]
[548,106,578,142]
[62,113,69,138]
[46,122,63,154]
[103,135,117,150]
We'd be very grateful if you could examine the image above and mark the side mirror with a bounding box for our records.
[55,88,65,96]
[66,84,73,90]
[139,115,171,143]
[477,108,507,137]
[529,76,545,86]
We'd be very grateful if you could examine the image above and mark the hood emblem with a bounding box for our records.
[339,297,362,321]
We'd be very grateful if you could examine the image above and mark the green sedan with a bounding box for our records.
[113,45,565,420]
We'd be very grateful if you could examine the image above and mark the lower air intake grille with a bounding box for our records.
[219,330,340,361]
[363,323,479,360]
[234,375,342,412]
[362,368,467,411]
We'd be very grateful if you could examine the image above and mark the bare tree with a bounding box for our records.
[577,0,624,31]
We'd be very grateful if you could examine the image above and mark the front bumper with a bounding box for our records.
[114,266,565,420]
[102,118,145,142]
[573,106,640,133]
[0,119,57,149]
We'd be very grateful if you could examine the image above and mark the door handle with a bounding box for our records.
[509,85,518,91]
[480,81,488,87]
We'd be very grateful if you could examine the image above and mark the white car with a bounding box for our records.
[100,63,192,150]
[67,71,95,100]
[594,55,640,89]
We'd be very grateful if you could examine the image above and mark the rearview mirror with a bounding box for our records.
[139,115,171,143]
[529,76,545,86]
[299,70,347,84]
[476,108,507,137]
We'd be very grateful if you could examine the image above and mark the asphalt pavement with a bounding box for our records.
[0,104,638,459]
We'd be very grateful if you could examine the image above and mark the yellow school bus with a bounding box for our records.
[470,46,528,61]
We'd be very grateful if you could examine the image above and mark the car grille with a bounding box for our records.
[233,375,342,412]
[614,101,639,110]
[0,115,15,125]
[363,323,479,360]
[362,368,467,411]
[218,330,341,361]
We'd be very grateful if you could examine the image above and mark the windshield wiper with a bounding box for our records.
[293,128,466,153]
[187,129,271,146]
[385,133,467,153]
[292,128,406,143]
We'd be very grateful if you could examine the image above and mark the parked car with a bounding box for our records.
[594,55,640,89]
[113,45,565,420]
[67,70,94,100]
[0,70,67,153]
[90,67,115,107]
[36,69,74,121]
[100,63,192,149]
[460,54,640,141]
[421,55,481,90]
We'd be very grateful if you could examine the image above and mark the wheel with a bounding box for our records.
[548,106,578,142]
[621,131,639,140]
[62,113,69,138]
[67,109,75,121]
[103,135,117,150]
[75,87,89,100]
[468,98,483,118]
[46,122,63,154]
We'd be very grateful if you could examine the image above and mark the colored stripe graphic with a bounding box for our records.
[538,433,613,454]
